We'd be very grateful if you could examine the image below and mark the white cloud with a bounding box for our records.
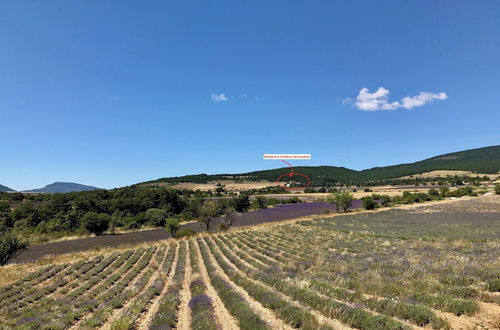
[355,87,400,111]
[401,92,447,109]
[341,97,352,105]
[353,87,447,111]
[211,93,228,102]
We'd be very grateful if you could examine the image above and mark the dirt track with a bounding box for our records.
[11,201,361,264]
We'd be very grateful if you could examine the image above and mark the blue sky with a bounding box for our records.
[1,1,499,190]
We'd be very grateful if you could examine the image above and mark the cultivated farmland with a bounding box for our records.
[1,197,499,329]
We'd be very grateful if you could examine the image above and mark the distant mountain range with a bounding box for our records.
[0,184,14,192]
[22,182,100,194]
[148,145,500,186]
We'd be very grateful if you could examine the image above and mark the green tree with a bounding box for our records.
[165,217,181,237]
[199,200,223,231]
[214,183,226,196]
[181,198,203,220]
[361,197,376,210]
[81,212,110,236]
[220,209,236,231]
[233,195,250,213]
[251,196,267,210]
[0,225,28,265]
[145,208,168,227]
[328,191,353,212]
[494,184,500,195]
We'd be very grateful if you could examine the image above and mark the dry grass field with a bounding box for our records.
[396,170,500,181]
[264,187,443,200]
[145,180,276,192]
[1,196,499,330]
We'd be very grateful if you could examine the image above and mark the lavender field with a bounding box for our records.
[12,201,362,264]
[1,196,499,329]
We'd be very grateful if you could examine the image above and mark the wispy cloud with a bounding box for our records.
[341,97,352,105]
[351,87,447,111]
[400,91,447,109]
[211,93,228,102]
[211,92,260,102]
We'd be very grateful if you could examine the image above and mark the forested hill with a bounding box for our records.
[148,145,500,186]
[358,145,500,181]
[0,184,14,192]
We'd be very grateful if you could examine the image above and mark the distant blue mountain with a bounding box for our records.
[23,182,100,193]
[0,184,15,192]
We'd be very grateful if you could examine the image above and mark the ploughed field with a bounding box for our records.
[1,197,499,329]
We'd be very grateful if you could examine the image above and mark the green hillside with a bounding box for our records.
[359,145,500,181]
[242,166,359,186]
[148,145,500,186]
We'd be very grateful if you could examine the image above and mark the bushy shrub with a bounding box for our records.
[266,198,280,206]
[36,221,48,234]
[165,217,180,237]
[0,213,13,228]
[80,212,110,236]
[251,196,267,210]
[122,214,145,230]
[449,186,476,198]
[0,201,10,212]
[284,196,301,204]
[0,226,28,265]
[487,278,500,292]
[327,191,353,212]
[440,186,450,197]
[232,194,250,212]
[495,184,500,195]
[402,191,412,199]
[145,208,168,227]
[361,197,376,210]
[412,193,432,203]
[372,194,392,207]
[428,188,439,197]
